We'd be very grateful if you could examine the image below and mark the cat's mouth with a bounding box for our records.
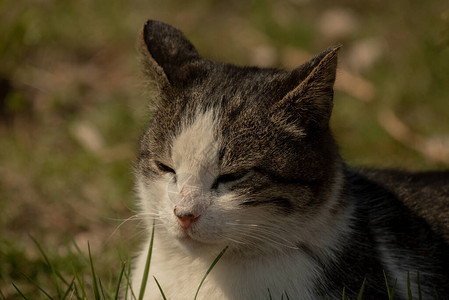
[174,222,201,241]
[175,224,217,245]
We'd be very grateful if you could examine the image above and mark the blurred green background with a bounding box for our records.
[1,0,449,298]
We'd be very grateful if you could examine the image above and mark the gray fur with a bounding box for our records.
[135,20,449,299]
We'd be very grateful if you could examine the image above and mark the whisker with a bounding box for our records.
[225,223,300,250]
[222,235,247,245]
[230,229,279,248]
[105,212,166,245]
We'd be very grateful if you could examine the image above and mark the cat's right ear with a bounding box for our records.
[140,20,201,89]
[272,46,340,130]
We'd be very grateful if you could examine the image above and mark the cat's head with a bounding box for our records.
[136,20,345,256]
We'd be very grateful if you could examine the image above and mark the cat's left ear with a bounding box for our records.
[274,45,340,129]
[140,20,202,90]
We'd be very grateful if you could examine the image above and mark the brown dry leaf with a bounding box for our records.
[335,68,376,102]
[378,110,449,164]
[70,121,105,155]
[318,8,359,41]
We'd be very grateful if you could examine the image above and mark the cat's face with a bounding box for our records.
[136,20,345,255]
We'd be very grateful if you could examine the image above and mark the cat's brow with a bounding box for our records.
[138,150,152,159]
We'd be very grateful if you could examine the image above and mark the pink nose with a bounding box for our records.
[174,208,200,229]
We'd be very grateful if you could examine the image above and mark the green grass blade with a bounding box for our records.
[71,239,88,264]
[153,276,167,300]
[88,243,101,300]
[383,270,391,299]
[29,235,52,269]
[21,273,54,299]
[124,259,137,300]
[30,237,70,289]
[114,262,126,300]
[417,271,422,300]
[268,288,272,300]
[383,270,397,300]
[407,271,412,300]
[0,289,6,300]
[61,278,75,300]
[30,235,62,297]
[71,284,79,300]
[342,287,346,300]
[391,278,397,300]
[124,264,130,300]
[72,262,87,299]
[194,245,228,300]
[138,220,156,300]
[285,292,291,300]
[12,283,28,300]
[357,277,367,300]
[56,273,70,287]
[99,278,107,300]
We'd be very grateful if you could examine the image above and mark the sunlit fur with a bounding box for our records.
[130,20,449,299]
[132,111,351,300]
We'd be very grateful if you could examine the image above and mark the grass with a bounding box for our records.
[384,270,397,300]
[138,222,155,300]
[193,246,228,300]
[5,230,438,300]
[1,0,449,298]
[6,224,228,300]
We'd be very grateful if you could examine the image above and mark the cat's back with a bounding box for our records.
[356,168,449,243]
[341,168,449,298]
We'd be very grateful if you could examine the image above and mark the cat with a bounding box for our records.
[131,20,449,300]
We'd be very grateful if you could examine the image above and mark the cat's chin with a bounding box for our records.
[175,231,215,245]
[171,227,224,249]
[172,233,229,256]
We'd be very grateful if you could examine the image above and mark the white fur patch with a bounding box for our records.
[131,111,353,299]
[172,110,220,181]
[132,235,324,299]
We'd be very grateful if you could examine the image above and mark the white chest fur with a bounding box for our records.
[131,233,324,300]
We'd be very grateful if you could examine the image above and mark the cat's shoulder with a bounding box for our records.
[348,166,449,242]
[355,167,449,204]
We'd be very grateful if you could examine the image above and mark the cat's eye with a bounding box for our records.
[211,172,246,189]
[155,161,176,174]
